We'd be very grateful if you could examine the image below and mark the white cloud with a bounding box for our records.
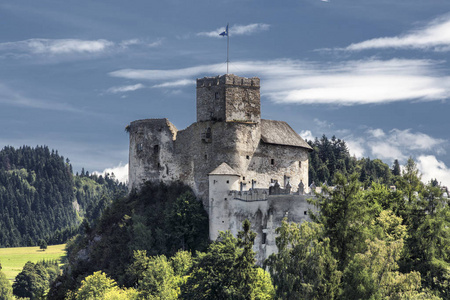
[119,39,141,48]
[94,163,128,184]
[345,138,365,158]
[369,142,406,161]
[197,23,270,38]
[0,38,160,58]
[367,128,385,138]
[314,118,333,129]
[387,129,445,151]
[364,128,445,161]
[110,58,450,105]
[342,127,449,186]
[0,38,114,55]
[152,79,195,88]
[345,15,450,51]
[300,130,314,141]
[417,155,450,188]
[109,63,223,81]
[107,83,145,94]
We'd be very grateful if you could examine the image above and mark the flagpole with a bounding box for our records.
[220,23,230,74]
[226,23,229,74]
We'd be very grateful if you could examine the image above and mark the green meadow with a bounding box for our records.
[0,244,66,282]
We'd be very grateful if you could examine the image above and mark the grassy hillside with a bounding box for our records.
[0,244,66,282]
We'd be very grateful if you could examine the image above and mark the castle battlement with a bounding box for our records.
[197,74,260,88]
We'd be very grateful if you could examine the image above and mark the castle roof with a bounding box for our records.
[209,162,240,176]
[260,119,313,151]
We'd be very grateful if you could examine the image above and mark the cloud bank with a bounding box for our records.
[0,38,160,58]
[109,58,450,105]
[345,14,450,51]
[417,155,450,187]
[107,83,145,94]
[0,39,113,55]
[94,163,128,184]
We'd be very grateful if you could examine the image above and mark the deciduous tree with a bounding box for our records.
[265,220,341,299]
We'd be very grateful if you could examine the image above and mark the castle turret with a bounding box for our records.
[128,118,178,191]
[208,162,240,240]
[196,74,261,123]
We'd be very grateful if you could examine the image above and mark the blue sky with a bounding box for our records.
[1,0,450,186]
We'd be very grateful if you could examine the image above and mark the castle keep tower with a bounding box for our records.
[196,75,260,123]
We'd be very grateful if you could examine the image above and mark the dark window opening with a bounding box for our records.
[246,155,250,159]
[262,233,267,244]
[205,127,212,139]
[304,211,308,215]
[243,176,245,180]
[166,165,169,175]
[215,92,219,99]
[271,159,274,165]
[153,145,159,154]
[202,127,212,143]
[299,161,302,168]
[137,143,143,151]
[157,163,161,169]
[226,180,229,184]
[205,154,208,160]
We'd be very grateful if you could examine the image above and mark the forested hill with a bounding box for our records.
[308,135,403,188]
[0,146,127,247]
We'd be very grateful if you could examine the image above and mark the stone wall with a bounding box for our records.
[196,74,260,123]
[128,118,179,191]
[208,182,316,264]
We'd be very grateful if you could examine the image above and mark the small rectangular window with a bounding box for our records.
[304,211,307,215]
[299,161,302,168]
[215,92,219,99]
[262,233,267,244]
[271,159,274,165]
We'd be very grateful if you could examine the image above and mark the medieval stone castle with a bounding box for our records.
[128,74,315,262]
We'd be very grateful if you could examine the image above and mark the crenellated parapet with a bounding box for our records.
[196,74,260,88]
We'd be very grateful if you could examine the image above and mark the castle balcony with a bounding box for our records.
[228,189,268,202]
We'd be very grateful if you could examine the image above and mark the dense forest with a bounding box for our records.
[43,156,449,299]
[0,146,127,247]
[308,135,413,189]
[1,139,450,299]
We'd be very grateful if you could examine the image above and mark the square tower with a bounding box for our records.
[196,74,260,123]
